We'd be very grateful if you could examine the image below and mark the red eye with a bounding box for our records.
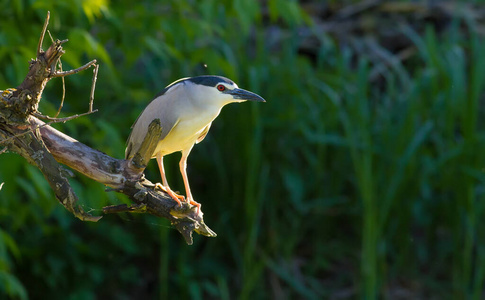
[217,84,226,91]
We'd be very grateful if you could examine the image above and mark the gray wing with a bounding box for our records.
[125,94,179,160]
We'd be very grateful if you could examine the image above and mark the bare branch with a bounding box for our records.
[33,117,216,243]
[51,60,97,78]
[46,30,55,45]
[0,147,6,155]
[31,117,126,186]
[0,182,3,191]
[0,121,101,221]
[89,64,99,112]
[33,109,98,123]
[1,110,98,146]
[55,70,66,118]
[37,11,50,55]
[53,35,66,118]
[0,123,52,146]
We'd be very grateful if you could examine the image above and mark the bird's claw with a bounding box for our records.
[153,183,201,215]
[153,182,166,192]
[187,198,201,216]
[154,182,185,204]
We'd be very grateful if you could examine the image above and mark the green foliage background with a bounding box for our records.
[1,0,485,299]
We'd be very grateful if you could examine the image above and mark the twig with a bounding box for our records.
[37,11,50,55]
[47,30,66,118]
[51,60,97,78]
[44,28,95,118]
[55,65,66,118]
[0,182,3,191]
[89,64,99,112]
[47,30,54,43]
[33,109,98,122]
[0,110,98,146]
[0,147,6,155]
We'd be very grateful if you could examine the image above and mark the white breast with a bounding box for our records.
[153,103,222,156]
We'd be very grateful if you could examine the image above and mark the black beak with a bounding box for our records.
[228,88,266,102]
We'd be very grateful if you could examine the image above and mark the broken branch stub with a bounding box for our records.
[130,119,163,170]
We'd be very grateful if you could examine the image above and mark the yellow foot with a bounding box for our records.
[154,182,166,191]
[154,183,185,206]
[187,198,201,215]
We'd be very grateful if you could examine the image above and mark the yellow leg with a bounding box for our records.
[180,149,201,214]
[156,154,184,205]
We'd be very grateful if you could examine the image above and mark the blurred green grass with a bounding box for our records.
[1,0,485,299]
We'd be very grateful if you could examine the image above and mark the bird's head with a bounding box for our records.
[167,75,266,106]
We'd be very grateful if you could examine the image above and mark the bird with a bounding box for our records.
[125,75,265,214]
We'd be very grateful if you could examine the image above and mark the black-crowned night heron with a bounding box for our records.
[125,75,265,213]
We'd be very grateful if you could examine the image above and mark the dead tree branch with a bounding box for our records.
[0,12,215,244]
